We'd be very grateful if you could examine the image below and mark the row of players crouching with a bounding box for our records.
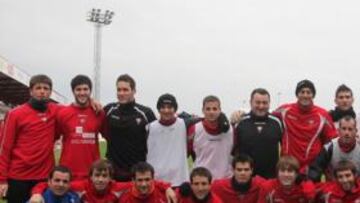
[28,155,359,203]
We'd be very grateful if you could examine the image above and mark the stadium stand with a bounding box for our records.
[0,55,67,119]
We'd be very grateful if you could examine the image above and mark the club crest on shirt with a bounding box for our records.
[136,118,142,125]
[79,118,86,124]
[78,114,88,124]
[37,113,47,122]
[111,115,120,120]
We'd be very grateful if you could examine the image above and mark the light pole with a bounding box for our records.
[87,8,114,101]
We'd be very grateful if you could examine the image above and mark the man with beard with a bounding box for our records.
[104,74,156,181]
[257,155,316,203]
[211,154,265,202]
[0,75,61,203]
[56,75,105,180]
[308,116,360,182]
[329,84,356,128]
[232,88,282,178]
[177,167,223,203]
[273,79,337,172]
[318,160,360,203]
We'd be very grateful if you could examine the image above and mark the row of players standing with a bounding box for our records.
[0,73,357,202]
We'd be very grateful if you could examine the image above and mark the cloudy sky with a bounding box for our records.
[1,0,360,115]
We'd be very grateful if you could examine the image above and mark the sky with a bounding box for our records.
[1,0,360,115]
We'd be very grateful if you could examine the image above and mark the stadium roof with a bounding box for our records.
[0,55,67,106]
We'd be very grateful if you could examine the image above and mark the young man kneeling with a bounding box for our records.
[258,155,316,203]
[177,167,223,203]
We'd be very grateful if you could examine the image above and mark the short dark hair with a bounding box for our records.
[190,167,212,183]
[335,84,353,97]
[232,154,254,169]
[339,115,357,128]
[89,159,114,178]
[277,155,300,174]
[250,88,270,101]
[334,160,357,177]
[29,74,52,89]
[71,75,92,91]
[49,165,72,180]
[131,162,155,178]
[202,95,221,108]
[116,74,136,90]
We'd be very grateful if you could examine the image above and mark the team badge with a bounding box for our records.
[136,118,142,125]
[79,118,86,124]
[111,115,120,120]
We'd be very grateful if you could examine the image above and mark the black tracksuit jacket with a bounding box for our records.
[104,101,156,172]
[233,112,282,178]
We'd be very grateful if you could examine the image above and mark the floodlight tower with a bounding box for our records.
[87,8,114,100]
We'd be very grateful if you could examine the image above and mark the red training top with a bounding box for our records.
[117,181,168,203]
[176,189,224,203]
[273,102,337,171]
[0,102,60,181]
[211,176,265,202]
[56,104,105,180]
[319,178,360,203]
[257,179,316,203]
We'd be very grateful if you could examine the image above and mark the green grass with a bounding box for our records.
[99,141,107,158]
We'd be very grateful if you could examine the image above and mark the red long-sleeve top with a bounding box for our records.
[176,191,223,203]
[318,179,360,203]
[0,102,60,182]
[211,176,265,203]
[273,103,337,171]
[117,181,168,203]
[56,104,105,180]
[257,179,316,203]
